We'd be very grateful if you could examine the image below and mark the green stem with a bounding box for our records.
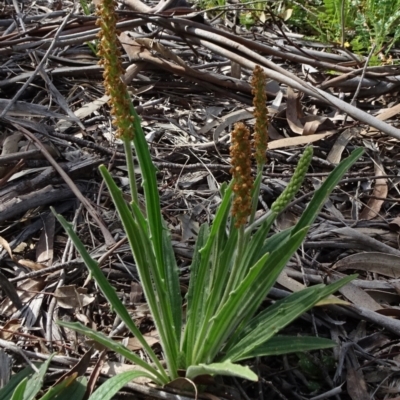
[122,137,139,207]
[220,225,246,304]
[249,169,263,226]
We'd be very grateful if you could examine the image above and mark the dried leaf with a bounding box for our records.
[130,282,143,304]
[126,331,159,351]
[0,319,21,340]
[334,252,400,278]
[0,236,16,262]
[339,281,381,311]
[268,132,334,149]
[327,128,356,164]
[55,285,83,309]
[359,157,387,220]
[56,95,109,132]
[100,362,151,384]
[18,259,47,271]
[36,212,55,265]
[286,87,304,135]
[346,355,369,400]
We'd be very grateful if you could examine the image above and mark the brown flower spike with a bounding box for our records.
[251,65,268,167]
[230,122,254,228]
[96,0,134,140]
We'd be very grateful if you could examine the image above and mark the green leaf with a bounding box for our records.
[244,212,276,270]
[257,226,292,258]
[186,361,257,381]
[205,225,238,313]
[200,228,309,364]
[38,374,82,400]
[182,222,209,364]
[292,148,363,236]
[161,218,182,344]
[220,227,310,356]
[98,168,179,378]
[23,355,54,400]
[47,377,87,400]
[224,275,355,362]
[243,336,336,358]
[57,321,161,383]
[89,371,154,400]
[10,378,27,400]
[53,210,167,384]
[186,183,233,365]
[128,103,165,286]
[0,366,34,400]
[228,212,277,295]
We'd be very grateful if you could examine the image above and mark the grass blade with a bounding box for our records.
[202,228,309,363]
[161,219,182,342]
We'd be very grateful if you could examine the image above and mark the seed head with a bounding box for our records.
[96,0,134,140]
[251,65,268,167]
[271,146,313,213]
[230,123,254,228]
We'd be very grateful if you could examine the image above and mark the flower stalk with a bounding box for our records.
[96,0,138,206]
[249,65,269,224]
[251,65,269,171]
[230,122,254,228]
[271,146,313,214]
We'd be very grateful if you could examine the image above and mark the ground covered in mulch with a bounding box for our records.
[2,0,400,398]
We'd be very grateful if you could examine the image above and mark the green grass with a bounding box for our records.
[285,0,400,60]
[196,0,400,63]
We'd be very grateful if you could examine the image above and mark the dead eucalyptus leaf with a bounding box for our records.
[0,236,16,261]
[18,259,47,271]
[339,281,381,311]
[0,319,21,340]
[268,131,334,149]
[334,252,400,278]
[55,286,82,309]
[126,331,159,351]
[359,157,387,220]
[286,87,304,135]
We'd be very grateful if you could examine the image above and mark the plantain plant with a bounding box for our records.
[47,0,363,389]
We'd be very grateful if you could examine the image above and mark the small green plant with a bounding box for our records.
[238,0,292,30]
[285,0,400,59]
[197,0,226,9]
[48,0,363,390]
[79,0,98,56]
[351,0,400,56]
